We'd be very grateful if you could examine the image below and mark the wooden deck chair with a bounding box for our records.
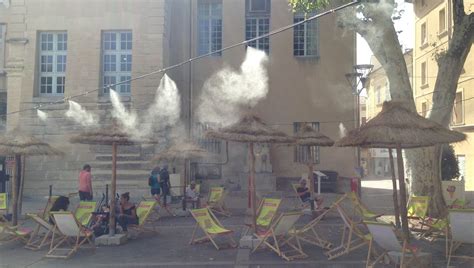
[45,211,94,259]
[0,220,32,244]
[74,201,97,227]
[189,207,236,250]
[128,201,159,235]
[325,204,372,260]
[244,198,282,235]
[447,209,474,267]
[24,213,57,250]
[290,195,349,250]
[348,192,383,220]
[407,195,430,231]
[207,187,230,217]
[365,221,423,268]
[253,211,307,261]
[40,195,59,221]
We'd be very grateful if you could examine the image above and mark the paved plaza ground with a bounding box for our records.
[1,177,473,267]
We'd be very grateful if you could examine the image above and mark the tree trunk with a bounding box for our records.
[249,143,257,232]
[405,146,447,217]
[11,156,18,225]
[396,146,410,239]
[389,148,401,228]
[18,156,26,215]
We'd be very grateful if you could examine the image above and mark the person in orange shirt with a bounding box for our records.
[78,164,93,201]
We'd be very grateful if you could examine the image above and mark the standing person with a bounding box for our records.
[148,166,161,202]
[159,165,170,201]
[78,164,93,201]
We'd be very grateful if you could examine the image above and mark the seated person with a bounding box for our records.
[185,181,200,209]
[90,205,110,237]
[117,192,138,232]
[49,196,70,224]
[297,179,324,211]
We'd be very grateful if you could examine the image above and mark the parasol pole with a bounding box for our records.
[18,155,26,215]
[11,155,19,225]
[249,143,257,232]
[396,144,410,239]
[388,148,401,228]
[109,142,118,236]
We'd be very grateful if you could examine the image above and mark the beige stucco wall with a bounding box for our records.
[171,0,357,181]
[414,0,474,190]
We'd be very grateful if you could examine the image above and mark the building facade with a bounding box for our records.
[364,51,413,177]
[413,0,474,190]
[0,0,356,197]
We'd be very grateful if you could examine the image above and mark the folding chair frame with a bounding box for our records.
[189,208,236,250]
[325,203,371,260]
[291,183,311,209]
[407,196,430,232]
[24,213,56,250]
[244,198,282,236]
[253,211,307,261]
[128,201,159,236]
[446,209,474,267]
[0,222,31,244]
[207,187,231,217]
[45,212,95,259]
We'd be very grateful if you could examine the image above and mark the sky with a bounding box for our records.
[357,0,414,64]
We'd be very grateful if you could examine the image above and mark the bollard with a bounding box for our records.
[49,185,52,198]
[105,184,109,205]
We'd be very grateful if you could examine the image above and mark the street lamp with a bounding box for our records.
[345,64,373,175]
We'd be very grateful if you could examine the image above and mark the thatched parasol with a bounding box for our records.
[206,114,294,231]
[152,140,217,210]
[294,124,334,201]
[70,125,158,235]
[336,101,466,238]
[0,131,63,225]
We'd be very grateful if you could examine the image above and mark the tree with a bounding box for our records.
[290,0,474,216]
[441,145,460,181]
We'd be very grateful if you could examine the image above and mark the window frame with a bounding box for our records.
[420,22,427,48]
[38,31,68,96]
[0,24,5,72]
[245,0,270,54]
[194,122,222,154]
[293,13,319,58]
[101,30,133,96]
[197,0,223,56]
[293,122,320,164]
[421,61,428,87]
[438,8,447,36]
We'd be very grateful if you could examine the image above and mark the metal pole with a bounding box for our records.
[105,184,109,206]
[49,185,52,198]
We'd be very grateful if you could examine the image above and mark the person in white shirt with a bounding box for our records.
[185,181,200,209]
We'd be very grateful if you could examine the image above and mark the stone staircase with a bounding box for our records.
[90,144,156,196]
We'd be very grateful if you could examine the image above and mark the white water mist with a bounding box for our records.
[66,101,98,127]
[37,110,48,122]
[110,90,138,134]
[197,47,269,126]
[339,123,347,138]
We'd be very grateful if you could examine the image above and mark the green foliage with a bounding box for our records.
[441,145,460,181]
[289,0,330,13]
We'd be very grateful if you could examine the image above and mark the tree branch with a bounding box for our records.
[453,0,466,25]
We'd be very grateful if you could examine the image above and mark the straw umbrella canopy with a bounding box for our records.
[70,125,158,236]
[206,114,294,232]
[152,140,217,209]
[294,124,334,200]
[0,131,63,225]
[336,101,466,238]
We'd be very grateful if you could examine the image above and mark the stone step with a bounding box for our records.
[89,145,143,154]
[92,170,151,181]
[93,161,153,170]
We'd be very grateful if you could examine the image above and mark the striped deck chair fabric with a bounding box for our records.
[128,201,158,234]
[74,201,96,227]
[447,209,474,267]
[45,212,94,259]
[207,187,230,217]
[407,196,430,231]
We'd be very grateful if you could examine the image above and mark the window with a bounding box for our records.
[421,102,428,117]
[293,13,319,57]
[102,31,132,95]
[245,0,270,54]
[194,122,221,154]
[38,32,67,95]
[0,24,5,71]
[294,122,320,164]
[421,61,427,86]
[197,0,222,56]
[439,8,446,34]
[452,91,463,125]
[420,23,427,46]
